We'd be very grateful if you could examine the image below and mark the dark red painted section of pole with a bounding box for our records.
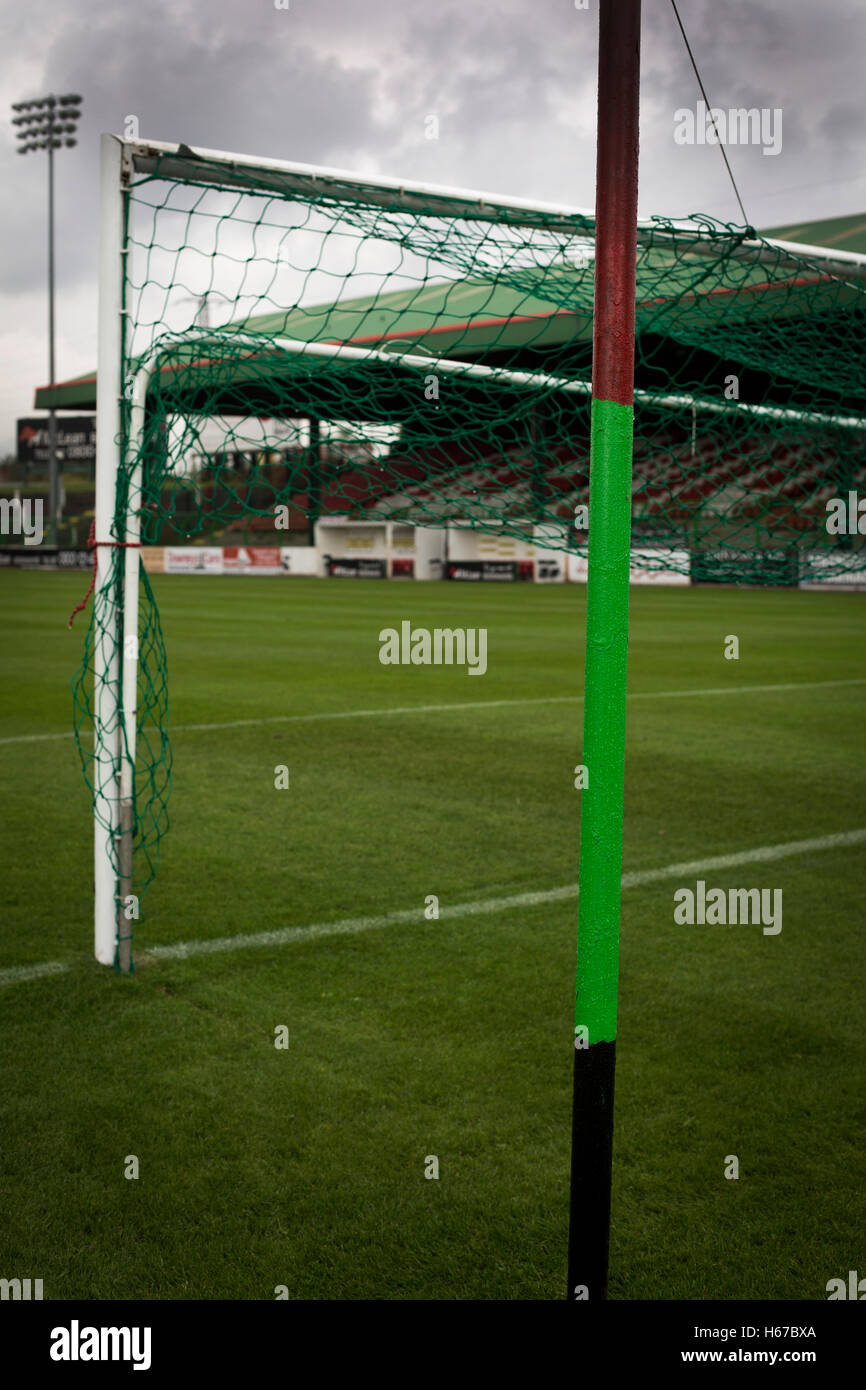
[567,0,641,1302]
[592,0,641,409]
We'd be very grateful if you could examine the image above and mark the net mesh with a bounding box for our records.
[75,145,866,937]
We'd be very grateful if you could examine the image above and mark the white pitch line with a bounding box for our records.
[626,677,866,701]
[1,677,864,747]
[164,694,578,734]
[146,826,866,961]
[2,826,863,988]
[0,961,70,986]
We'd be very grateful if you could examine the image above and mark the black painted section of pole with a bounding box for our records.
[568,1040,616,1299]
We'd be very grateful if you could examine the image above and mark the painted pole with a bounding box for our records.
[93,134,125,966]
[567,0,641,1301]
[47,125,59,544]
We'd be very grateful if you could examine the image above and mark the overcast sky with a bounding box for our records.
[1,0,864,455]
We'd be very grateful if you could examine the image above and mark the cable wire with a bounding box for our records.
[669,0,751,228]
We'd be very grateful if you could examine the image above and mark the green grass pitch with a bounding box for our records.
[1,570,864,1300]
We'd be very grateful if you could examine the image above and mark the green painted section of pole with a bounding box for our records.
[575,395,635,1045]
[567,0,640,1302]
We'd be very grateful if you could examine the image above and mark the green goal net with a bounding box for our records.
[75,138,866,959]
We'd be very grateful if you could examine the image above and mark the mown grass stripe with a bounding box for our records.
[1,676,863,747]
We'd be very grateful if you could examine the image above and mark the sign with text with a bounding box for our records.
[446,560,516,581]
[327,557,386,578]
[164,547,223,574]
[17,417,96,469]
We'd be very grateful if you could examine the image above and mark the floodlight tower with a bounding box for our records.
[11,93,83,543]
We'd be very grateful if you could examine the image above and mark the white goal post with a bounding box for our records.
[94,134,126,966]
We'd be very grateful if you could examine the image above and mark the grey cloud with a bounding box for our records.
[1,0,864,450]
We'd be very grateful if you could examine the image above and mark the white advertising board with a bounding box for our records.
[567,548,691,584]
[164,547,223,574]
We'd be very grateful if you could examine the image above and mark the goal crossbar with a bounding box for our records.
[135,327,866,434]
[122,135,866,281]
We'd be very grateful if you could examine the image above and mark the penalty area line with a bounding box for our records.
[146,825,866,961]
[2,827,864,989]
[1,676,865,746]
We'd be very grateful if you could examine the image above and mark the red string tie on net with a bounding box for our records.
[67,520,142,629]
